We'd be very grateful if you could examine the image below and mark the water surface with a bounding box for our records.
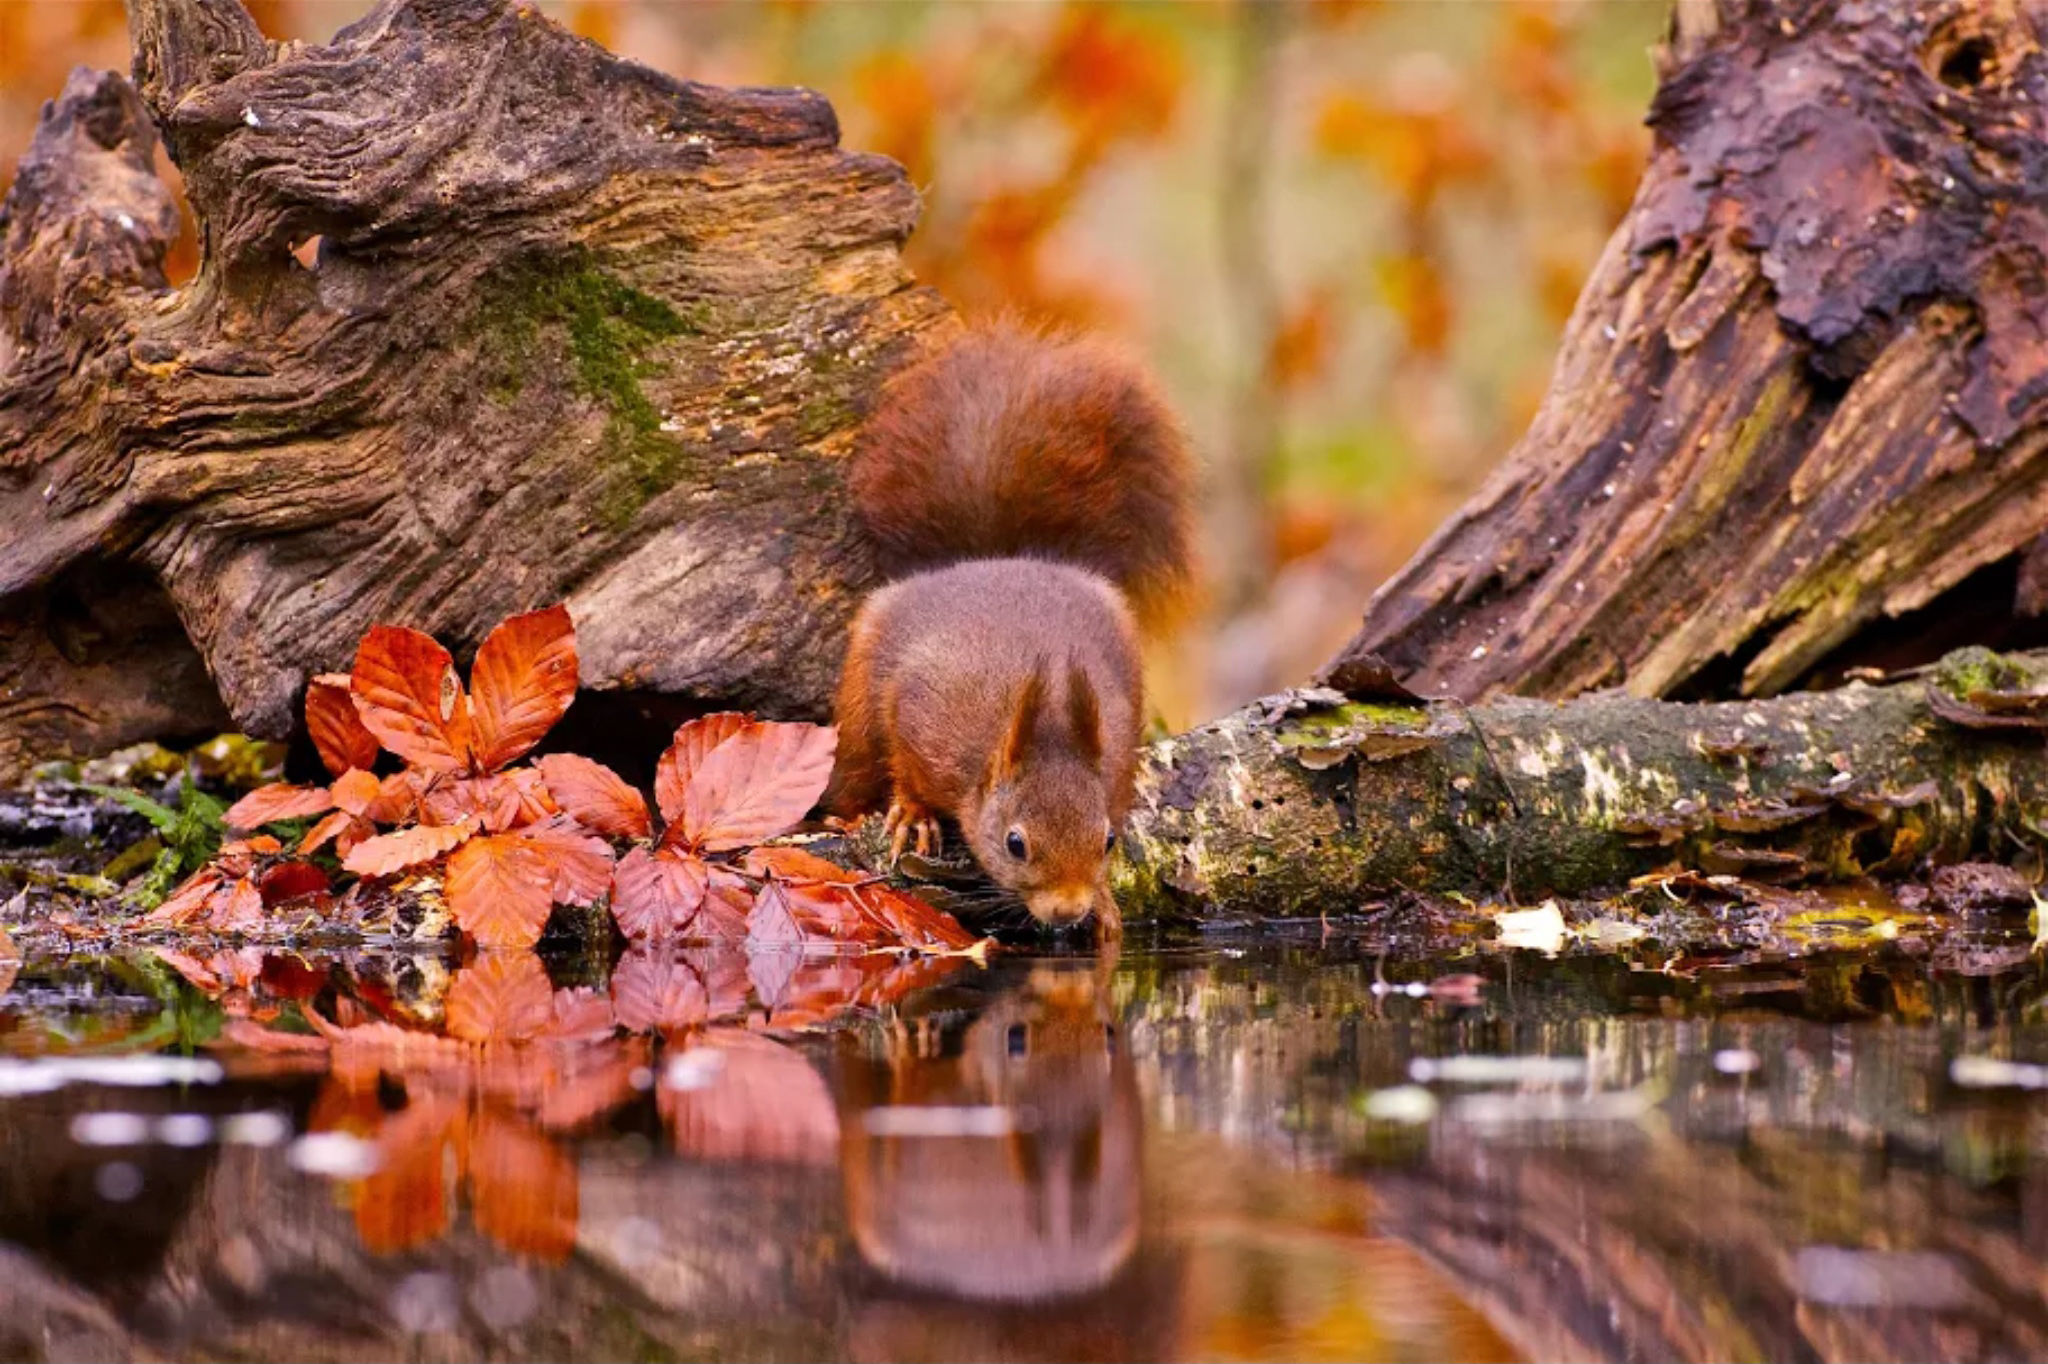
[3,935,2046,1362]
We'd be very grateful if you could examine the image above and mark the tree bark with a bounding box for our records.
[0,0,947,780]
[1339,0,2048,704]
[1113,647,2048,922]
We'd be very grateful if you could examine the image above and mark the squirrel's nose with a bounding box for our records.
[1027,887,1096,926]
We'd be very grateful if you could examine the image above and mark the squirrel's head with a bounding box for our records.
[966,663,1119,929]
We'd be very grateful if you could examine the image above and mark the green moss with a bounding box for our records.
[480,252,699,526]
[1933,646,2038,699]
[1278,700,1429,749]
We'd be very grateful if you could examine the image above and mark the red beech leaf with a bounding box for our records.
[746,877,805,948]
[514,819,614,905]
[420,772,523,832]
[467,605,579,772]
[306,673,381,777]
[219,835,283,862]
[700,868,754,940]
[367,770,423,824]
[447,951,555,1042]
[148,868,226,925]
[654,712,750,824]
[742,846,862,884]
[784,881,888,945]
[469,1112,579,1262]
[610,949,710,1034]
[330,767,382,817]
[445,833,555,949]
[299,810,356,855]
[257,860,330,906]
[350,625,472,773]
[853,881,979,951]
[223,782,335,830]
[679,722,838,851]
[216,876,265,929]
[502,766,559,827]
[538,754,650,839]
[342,820,477,878]
[610,846,708,940]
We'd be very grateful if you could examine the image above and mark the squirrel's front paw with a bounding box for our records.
[882,800,943,863]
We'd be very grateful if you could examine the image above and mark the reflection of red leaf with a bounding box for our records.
[610,846,708,940]
[611,949,710,1033]
[224,782,335,830]
[746,877,805,947]
[354,1095,461,1254]
[679,722,837,851]
[654,713,749,823]
[538,753,650,839]
[445,833,554,949]
[514,819,613,905]
[446,951,556,1042]
[306,673,382,777]
[350,625,472,772]
[466,605,578,772]
[257,860,330,906]
[469,1111,579,1262]
[342,820,476,877]
[660,1030,838,1166]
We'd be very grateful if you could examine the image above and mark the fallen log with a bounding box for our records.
[1341,0,2048,703]
[1113,647,2048,921]
[0,0,947,780]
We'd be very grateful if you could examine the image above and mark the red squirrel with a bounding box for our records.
[828,322,1195,938]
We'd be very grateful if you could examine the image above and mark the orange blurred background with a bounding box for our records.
[0,0,1663,724]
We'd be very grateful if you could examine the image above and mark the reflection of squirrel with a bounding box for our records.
[827,322,1195,936]
[837,961,1141,1302]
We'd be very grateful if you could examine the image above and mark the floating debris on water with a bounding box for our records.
[1410,1054,1589,1085]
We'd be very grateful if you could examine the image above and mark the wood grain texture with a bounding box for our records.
[0,0,951,777]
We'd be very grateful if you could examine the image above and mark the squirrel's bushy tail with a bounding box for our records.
[850,321,1196,635]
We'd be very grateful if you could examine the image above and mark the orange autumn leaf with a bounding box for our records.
[852,880,980,951]
[256,860,329,906]
[342,820,477,878]
[352,1096,461,1254]
[351,625,472,773]
[610,846,708,940]
[653,712,749,824]
[223,782,335,830]
[446,951,556,1043]
[444,833,555,949]
[216,876,265,929]
[741,846,862,883]
[330,766,383,816]
[466,605,578,772]
[306,673,381,777]
[512,820,613,906]
[678,721,837,851]
[746,877,805,948]
[298,809,362,857]
[537,753,650,839]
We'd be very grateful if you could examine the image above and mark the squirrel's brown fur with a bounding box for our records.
[830,322,1195,936]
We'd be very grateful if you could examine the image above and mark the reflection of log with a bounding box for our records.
[1117,648,2048,918]
[1341,1,2048,703]
[0,0,945,778]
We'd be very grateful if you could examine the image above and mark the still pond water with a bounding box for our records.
[3,935,2048,1363]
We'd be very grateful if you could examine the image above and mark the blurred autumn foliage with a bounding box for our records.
[0,0,1661,719]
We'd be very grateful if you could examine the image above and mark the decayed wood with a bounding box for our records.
[1341,0,2048,703]
[0,0,948,779]
[1112,647,2048,921]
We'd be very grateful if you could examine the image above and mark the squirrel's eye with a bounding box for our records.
[1005,828,1028,860]
[1104,829,1117,854]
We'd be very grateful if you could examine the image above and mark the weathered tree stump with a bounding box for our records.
[1341,0,2048,703]
[0,0,948,780]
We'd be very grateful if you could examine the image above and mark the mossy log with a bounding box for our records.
[0,0,947,780]
[1113,648,2048,922]
[1342,0,2048,703]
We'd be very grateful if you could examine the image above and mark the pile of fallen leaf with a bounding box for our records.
[150,606,980,956]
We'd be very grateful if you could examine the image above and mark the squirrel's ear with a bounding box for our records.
[996,668,1050,781]
[1067,663,1103,767]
